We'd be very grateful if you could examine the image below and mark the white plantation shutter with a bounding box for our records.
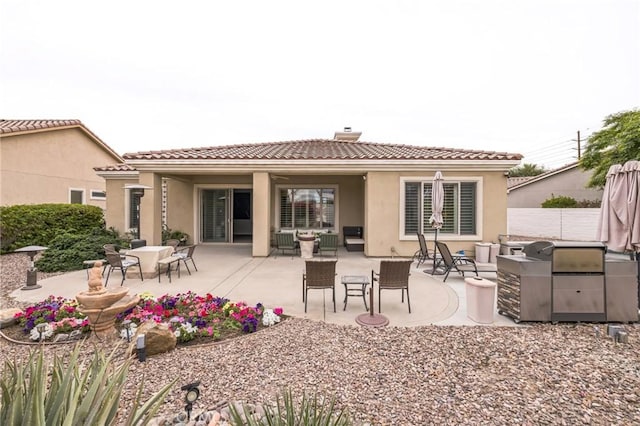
[402,179,478,237]
[460,182,476,235]
[404,182,420,234]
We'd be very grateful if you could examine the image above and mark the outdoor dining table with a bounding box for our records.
[124,245,174,279]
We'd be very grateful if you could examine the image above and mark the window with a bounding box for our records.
[69,189,84,204]
[90,190,106,200]
[129,190,141,231]
[279,188,335,229]
[402,179,478,237]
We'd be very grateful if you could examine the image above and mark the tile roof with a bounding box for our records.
[0,119,82,134]
[1,119,124,163]
[94,164,137,172]
[123,139,522,161]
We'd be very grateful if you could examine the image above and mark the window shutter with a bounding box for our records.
[460,182,476,235]
[321,189,335,228]
[439,183,457,234]
[279,190,293,228]
[404,182,420,234]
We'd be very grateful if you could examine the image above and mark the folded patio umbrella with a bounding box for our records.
[429,171,444,273]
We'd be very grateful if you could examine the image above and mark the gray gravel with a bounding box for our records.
[2,253,639,424]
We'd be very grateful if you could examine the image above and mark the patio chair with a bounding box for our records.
[165,239,181,250]
[318,233,338,256]
[302,259,337,313]
[275,232,299,256]
[413,232,438,268]
[373,259,413,313]
[104,251,143,286]
[172,244,198,275]
[435,241,497,282]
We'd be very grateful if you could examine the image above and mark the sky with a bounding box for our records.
[1,0,638,169]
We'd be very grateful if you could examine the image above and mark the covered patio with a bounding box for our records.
[12,245,514,327]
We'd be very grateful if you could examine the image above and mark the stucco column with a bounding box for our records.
[252,172,271,257]
[138,172,163,245]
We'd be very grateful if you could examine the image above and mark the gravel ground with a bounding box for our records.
[1,253,640,425]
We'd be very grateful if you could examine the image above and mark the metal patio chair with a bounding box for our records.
[104,251,143,286]
[318,233,338,256]
[435,241,496,282]
[275,232,299,256]
[373,259,413,313]
[302,259,337,313]
[172,244,198,275]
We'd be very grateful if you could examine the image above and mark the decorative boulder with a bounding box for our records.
[0,308,22,329]
[130,322,177,356]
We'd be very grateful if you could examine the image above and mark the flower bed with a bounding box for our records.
[8,292,283,345]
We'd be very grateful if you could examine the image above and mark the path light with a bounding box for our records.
[122,319,132,342]
[124,184,152,240]
[36,323,47,342]
[181,381,201,421]
[15,245,48,290]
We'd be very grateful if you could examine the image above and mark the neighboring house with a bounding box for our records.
[507,162,603,208]
[95,130,522,257]
[0,119,124,208]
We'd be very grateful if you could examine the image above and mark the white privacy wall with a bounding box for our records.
[507,208,601,241]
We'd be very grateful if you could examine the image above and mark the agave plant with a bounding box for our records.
[228,388,352,426]
[0,343,175,425]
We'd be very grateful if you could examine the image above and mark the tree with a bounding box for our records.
[580,109,640,188]
[509,163,547,177]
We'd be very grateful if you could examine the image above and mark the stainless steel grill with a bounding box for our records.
[497,241,638,323]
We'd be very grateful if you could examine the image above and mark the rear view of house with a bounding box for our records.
[96,129,522,257]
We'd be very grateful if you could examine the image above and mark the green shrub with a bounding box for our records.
[35,227,125,272]
[541,195,578,208]
[0,204,105,253]
[229,388,352,425]
[0,343,175,425]
[161,225,189,245]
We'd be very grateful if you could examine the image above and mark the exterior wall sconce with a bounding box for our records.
[124,184,152,240]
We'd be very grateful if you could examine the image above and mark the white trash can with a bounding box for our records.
[489,243,501,263]
[465,276,496,324]
[475,243,491,263]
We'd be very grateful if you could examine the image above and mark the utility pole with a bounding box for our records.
[576,130,581,159]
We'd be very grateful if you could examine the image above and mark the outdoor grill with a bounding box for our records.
[524,241,606,322]
[497,241,638,323]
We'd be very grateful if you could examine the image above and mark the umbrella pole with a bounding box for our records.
[432,229,438,274]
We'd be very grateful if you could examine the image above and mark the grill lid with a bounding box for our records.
[522,241,554,261]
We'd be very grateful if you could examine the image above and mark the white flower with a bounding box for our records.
[30,323,54,341]
[262,309,281,327]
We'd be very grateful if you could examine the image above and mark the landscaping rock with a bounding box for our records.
[130,321,176,356]
[0,308,21,329]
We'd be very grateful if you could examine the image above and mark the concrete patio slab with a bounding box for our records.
[10,244,519,327]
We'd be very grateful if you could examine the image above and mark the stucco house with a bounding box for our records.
[0,119,123,208]
[95,130,522,257]
[507,162,603,208]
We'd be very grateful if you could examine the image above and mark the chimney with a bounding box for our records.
[333,127,361,141]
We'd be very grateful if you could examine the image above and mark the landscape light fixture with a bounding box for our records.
[136,334,146,362]
[36,323,47,342]
[15,245,48,290]
[124,184,152,239]
[122,319,132,342]
[181,381,201,421]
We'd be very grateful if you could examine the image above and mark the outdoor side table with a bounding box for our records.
[341,275,370,311]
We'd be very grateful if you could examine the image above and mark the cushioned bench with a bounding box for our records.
[343,226,364,251]
[157,257,181,283]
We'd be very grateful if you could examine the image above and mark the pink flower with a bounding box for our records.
[274,307,283,316]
